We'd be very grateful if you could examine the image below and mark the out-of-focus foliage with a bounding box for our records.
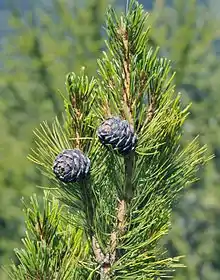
[0,0,220,279]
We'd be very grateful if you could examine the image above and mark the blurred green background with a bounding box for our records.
[0,0,220,279]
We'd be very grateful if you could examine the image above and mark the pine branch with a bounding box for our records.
[65,68,98,151]
[5,192,89,280]
[9,1,210,279]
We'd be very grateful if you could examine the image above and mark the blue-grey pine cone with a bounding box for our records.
[53,149,90,183]
[97,117,137,155]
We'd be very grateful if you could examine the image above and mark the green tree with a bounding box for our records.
[0,0,112,278]
[4,1,207,279]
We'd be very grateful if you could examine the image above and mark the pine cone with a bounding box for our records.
[97,117,137,155]
[53,149,90,183]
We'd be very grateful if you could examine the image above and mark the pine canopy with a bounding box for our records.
[6,1,208,279]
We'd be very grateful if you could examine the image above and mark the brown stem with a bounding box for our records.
[121,27,130,105]
[92,236,105,264]
[103,99,111,118]
[75,129,81,149]
[101,184,130,278]
[92,235,112,279]
[110,231,117,263]
[110,199,127,263]
[118,25,133,125]
[95,152,134,279]
[117,199,127,234]
[109,152,135,269]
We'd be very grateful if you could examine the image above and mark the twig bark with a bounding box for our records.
[117,199,127,234]
[118,25,133,125]
[121,29,131,108]
[109,152,135,272]
[92,235,112,280]
[96,153,133,279]
[110,198,127,264]
[92,236,105,264]
[93,199,127,280]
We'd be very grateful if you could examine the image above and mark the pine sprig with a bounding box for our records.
[97,0,174,131]
[64,67,99,151]
[28,118,94,229]
[5,192,89,280]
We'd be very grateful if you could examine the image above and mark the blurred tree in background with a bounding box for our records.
[0,0,220,279]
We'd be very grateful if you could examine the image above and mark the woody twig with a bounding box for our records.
[118,23,133,125]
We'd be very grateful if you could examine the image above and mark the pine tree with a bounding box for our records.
[5,1,208,279]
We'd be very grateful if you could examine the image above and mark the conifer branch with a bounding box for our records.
[65,70,97,150]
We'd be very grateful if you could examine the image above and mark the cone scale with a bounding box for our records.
[97,117,137,155]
